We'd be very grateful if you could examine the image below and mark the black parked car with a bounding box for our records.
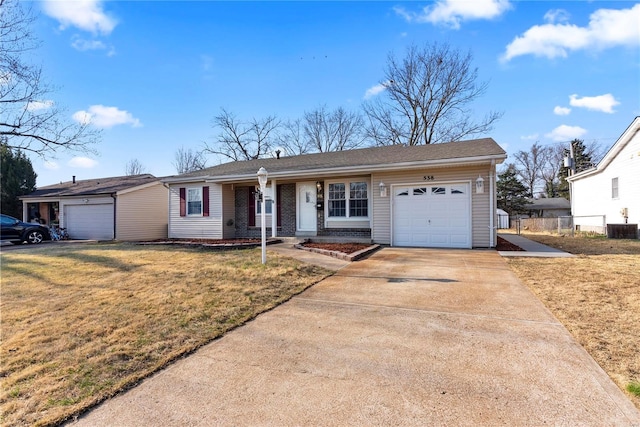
[0,214,51,244]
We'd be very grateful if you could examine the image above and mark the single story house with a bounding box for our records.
[20,174,168,241]
[567,116,640,236]
[525,197,571,218]
[162,138,507,248]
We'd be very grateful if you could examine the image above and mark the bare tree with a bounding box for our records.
[363,42,502,146]
[0,0,99,158]
[277,118,309,155]
[124,158,146,176]
[304,105,366,152]
[173,146,207,174]
[204,108,280,161]
[512,142,547,197]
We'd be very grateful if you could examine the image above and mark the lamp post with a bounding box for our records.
[257,167,268,264]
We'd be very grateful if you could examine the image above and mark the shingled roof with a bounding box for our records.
[22,174,159,198]
[167,138,506,182]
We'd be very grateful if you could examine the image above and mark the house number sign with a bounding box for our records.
[423,175,435,181]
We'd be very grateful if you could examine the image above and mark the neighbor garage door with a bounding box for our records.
[64,204,114,240]
[392,182,471,248]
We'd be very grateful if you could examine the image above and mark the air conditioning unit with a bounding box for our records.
[620,207,628,217]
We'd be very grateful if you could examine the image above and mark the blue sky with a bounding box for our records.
[29,0,640,186]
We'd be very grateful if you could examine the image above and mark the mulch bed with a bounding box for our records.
[299,242,372,255]
[496,236,525,251]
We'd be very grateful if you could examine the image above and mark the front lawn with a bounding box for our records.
[505,232,640,409]
[0,243,331,426]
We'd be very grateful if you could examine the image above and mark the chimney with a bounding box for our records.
[72,176,76,184]
[275,149,281,159]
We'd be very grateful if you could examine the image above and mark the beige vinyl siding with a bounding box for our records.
[168,182,223,239]
[115,182,168,241]
[372,164,494,247]
[222,184,236,239]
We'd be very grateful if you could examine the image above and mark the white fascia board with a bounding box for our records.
[200,154,507,184]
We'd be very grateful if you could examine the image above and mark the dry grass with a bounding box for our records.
[0,243,331,427]
[505,232,640,409]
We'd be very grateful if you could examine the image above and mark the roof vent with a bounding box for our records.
[72,176,76,184]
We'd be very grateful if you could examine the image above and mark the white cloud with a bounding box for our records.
[201,54,213,72]
[72,105,142,129]
[569,93,620,114]
[544,9,570,24]
[545,125,587,141]
[44,160,60,170]
[363,83,387,100]
[27,100,54,111]
[42,0,117,35]
[395,0,511,29]
[520,133,539,141]
[502,4,640,61]
[553,106,571,116]
[68,157,98,168]
[71,37,116,56]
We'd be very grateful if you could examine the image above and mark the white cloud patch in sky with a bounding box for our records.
[44,160,60,170]
[363,83,387,100]
[42,0,117,35]
[543,9,571,24]
[520,133,539,141]
[394,0,511,29]
[72,105,142,129]
[545,125,587,141]
[569,93,620,114]
[553,106,571,116]
[68,157,98,168]
[502,3,640,61]
[71,36,115,55]
[27,100,54,111]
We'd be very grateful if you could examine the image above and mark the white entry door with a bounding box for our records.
[392,182,471,248]
[297,182,317,232]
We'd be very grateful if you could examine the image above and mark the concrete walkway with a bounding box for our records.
[69,248,638,426]
[498,233,576,258]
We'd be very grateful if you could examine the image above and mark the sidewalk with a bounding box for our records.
[498,233,575,258]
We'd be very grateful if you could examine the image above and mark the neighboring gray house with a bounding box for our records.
[162,138,507,248]
[20,174,168,241]
[525,197,571,218]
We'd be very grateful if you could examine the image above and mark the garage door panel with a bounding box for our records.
[65,204,114,240]
[393,182,470,248]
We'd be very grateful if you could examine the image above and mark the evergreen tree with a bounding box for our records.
[497,165,529,216]
[557,139,594,199]
[1,140,37,218]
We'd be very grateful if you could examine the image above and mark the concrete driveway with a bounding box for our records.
[70,248,640,426]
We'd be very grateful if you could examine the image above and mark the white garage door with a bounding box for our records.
[65,204,114,240]
[393,183,471,248]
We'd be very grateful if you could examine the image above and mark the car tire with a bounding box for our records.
[25,230,44,244]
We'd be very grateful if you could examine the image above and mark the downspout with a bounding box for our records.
[163,183,171,239]
[111,193,117,240]
[489,161,495,248]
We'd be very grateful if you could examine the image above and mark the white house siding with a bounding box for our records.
[372,164,494,247]
[572,129,640,231]
[116,182,168,241]
[168,182,224,239]
[222,184,235,239]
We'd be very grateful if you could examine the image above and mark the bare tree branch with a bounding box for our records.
[124,158,147,176]
[363,42,502,145]
[0,0,100,158]
[173,146,207,174]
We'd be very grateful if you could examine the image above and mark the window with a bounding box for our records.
[612,177,619,199]
[413,187,427,195]
[256,199,273,215]
[431,187,446,195]
[187,188,202,215]
[328,181,368,218]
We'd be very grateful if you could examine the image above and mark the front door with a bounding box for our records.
[297,182,317,232]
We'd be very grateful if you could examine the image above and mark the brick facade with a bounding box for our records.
[234,183,371,240]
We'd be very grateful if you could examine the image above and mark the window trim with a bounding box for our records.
[611,177,619,199]
[325,178,370,221]
[186,187,203,216]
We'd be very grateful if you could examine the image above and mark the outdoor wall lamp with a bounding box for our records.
[476,175,484,194]
[316,181,323,192]
[379,182,387,198]
[257,167,268,264]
